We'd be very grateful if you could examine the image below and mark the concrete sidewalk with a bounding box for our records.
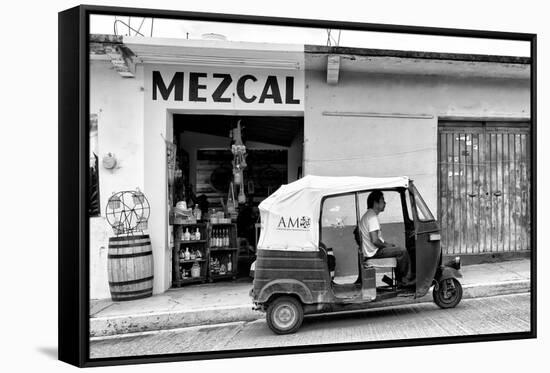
[90,259,531,338]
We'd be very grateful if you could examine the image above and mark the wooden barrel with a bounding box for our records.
[107,234,154,301]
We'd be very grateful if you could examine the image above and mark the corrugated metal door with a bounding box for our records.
[438,121,531,255]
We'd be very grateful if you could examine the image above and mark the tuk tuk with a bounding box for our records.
[250,175,462,334]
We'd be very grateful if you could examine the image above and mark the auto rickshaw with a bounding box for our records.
[250,175,462,334]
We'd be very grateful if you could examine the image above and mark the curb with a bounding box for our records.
[463,280,530,299]
[90,280,530,338]
[90,306,263,338]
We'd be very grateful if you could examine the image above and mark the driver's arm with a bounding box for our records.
[369,230,393,249]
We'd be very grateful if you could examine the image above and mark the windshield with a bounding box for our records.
[410,184,435,221]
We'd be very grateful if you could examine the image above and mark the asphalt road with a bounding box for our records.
[89,293,531,359]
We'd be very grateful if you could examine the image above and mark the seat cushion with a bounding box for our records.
[365,257,397,268]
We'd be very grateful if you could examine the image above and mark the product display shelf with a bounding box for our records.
[207,223,239,282]
[172,276,206,286]
[172,222,208,287]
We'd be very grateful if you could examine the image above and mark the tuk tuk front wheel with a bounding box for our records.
[433,278,463,309]
[266,296,304,334]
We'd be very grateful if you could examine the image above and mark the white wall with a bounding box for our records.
[304,67,530,215]
[91,61,145,211]
[89,61,145,299]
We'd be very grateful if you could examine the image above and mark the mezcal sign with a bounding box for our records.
[146,67,304,111]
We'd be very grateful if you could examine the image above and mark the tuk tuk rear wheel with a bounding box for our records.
[433,278,463,309]
[266,296,304,334]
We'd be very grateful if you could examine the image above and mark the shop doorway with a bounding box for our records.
[437,121,531,257]
[172,114,304,204]
[172,113,304,277]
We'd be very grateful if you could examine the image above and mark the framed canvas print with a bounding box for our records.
[58,4,536,367]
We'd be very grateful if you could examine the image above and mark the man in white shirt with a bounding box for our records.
[359,190,414,287]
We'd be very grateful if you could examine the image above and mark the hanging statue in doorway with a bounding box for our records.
[230,120,247,204]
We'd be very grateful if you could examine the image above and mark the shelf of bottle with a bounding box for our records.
[209,271,236,277]
[177,240,206,244]
[173,222,205,226]
[174,276,207,285]
[179,259,206,264]
[209,247,238,252]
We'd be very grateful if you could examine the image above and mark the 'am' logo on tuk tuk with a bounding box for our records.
[277,216,311,230]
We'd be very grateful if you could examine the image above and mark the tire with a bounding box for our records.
[266,296,304,334]
[433,278,463,309]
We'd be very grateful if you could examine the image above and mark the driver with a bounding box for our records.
[359,190,415,287]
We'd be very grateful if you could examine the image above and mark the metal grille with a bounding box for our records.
[438,122,531,255]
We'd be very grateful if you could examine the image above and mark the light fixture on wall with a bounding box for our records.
[124,37,304,70]
[327,55,340,85]
[102,152,118,170]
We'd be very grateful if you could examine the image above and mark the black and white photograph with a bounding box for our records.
[4,0,550,370]
[80,6,534,362]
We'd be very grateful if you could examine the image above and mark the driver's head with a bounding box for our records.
[367,190,386,212]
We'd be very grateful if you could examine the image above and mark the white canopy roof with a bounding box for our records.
[257,175,409,252]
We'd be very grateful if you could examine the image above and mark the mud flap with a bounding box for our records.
[436,266,462,282]
[361,266,377,301]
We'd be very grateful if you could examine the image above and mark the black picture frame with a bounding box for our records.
[59,4,537,368]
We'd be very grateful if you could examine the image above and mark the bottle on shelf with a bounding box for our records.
[191,262,201,278]
[194,205,202,221]
[225,229,230,247]
[184,227,191,241]
[195,227,201,240]
[184,247,191,260]
[227,254,232,273]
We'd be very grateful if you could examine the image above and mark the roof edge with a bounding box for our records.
[305,45,531,64]
[90,34,123,44]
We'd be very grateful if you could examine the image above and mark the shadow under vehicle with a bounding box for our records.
[250,175,462,334]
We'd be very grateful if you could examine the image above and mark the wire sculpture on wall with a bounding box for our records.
[105,189,150,236]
